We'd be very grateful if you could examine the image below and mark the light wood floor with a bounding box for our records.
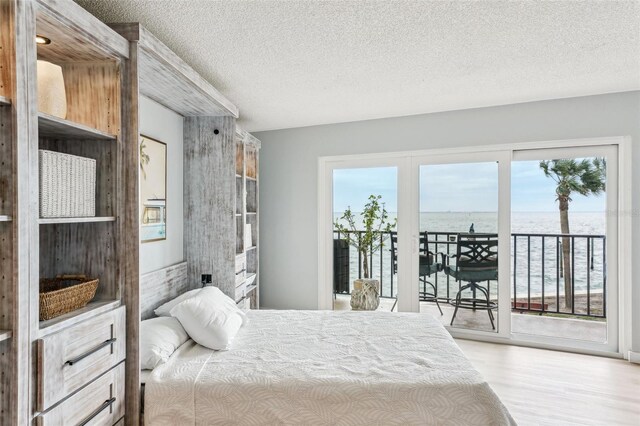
[455,339,640,426]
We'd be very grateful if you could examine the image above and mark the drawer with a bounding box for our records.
[235,253,246,274]
[37,362,125,426]
[235,280,247,302]
[37,306,126,411]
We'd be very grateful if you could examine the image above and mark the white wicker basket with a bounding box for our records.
[39,150,96,218]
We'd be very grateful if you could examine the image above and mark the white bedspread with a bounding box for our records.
[145,310,515,425]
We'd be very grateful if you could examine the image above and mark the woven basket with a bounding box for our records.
[39,275,99,320]
[39,150,96,218]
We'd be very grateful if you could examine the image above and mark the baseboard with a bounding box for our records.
[628,350,640,364]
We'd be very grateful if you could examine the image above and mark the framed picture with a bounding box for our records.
[140,135,167,243]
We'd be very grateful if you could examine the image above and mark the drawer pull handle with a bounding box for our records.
[78,397,116,426]
[65,338,116,366]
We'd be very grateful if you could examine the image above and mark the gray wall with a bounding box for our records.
[139,96,184,274]
[255,91,640,351]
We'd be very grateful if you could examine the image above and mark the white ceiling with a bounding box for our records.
[75,0,640,132]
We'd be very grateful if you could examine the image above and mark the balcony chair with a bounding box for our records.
[444,233,498,329]
[390,232,443,314]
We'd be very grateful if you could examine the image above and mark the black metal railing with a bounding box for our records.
[333,230,606,319]
[512,233,606,318]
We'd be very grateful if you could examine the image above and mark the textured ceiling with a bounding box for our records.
[75,0,640,132]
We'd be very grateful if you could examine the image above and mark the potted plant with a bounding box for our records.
[335,195,396,310]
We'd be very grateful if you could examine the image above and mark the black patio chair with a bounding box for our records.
[444,233,498,329]
[390,231,443,314]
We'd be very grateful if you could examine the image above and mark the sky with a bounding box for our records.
[332,160,607,213]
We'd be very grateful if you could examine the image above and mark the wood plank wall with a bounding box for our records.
[139,262,189,320]
[184,116,236,298]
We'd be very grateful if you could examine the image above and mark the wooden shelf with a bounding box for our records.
[38,112,117,140]
[39,216,116,225]
[246,212,257,215]
[39,300,120,337]
[236,174,242,179]
[246,246,257,251]
[245,283,257,294]
[0,95,10,106]
[0,215,12,222]
[246,176,257,182]
[0,330,12,342]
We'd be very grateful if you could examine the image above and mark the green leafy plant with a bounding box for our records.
[334,195,397,279]
[539,158,606,307]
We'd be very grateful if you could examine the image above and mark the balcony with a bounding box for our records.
[333,230,606,340]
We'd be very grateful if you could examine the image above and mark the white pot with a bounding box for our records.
[350,279,380,311]
[37,60,67,119]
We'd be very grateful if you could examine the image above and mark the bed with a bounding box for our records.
[144,309,515,425]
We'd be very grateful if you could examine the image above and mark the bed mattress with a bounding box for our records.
[145,310,515,425]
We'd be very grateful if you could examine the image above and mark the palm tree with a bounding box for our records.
[539,158,606,308]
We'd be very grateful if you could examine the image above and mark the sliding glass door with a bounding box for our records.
[320,139,624,355]
[511,145,618,352]
[410,152,511,337]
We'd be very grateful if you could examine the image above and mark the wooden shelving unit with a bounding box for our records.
[235,137,246,255]
[235,127,261,310]
[0,1,134,424]
[34,20,124,333]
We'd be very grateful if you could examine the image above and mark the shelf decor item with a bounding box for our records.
[39,275,99,320]
[36,60,67,119]
[39,150,96,218]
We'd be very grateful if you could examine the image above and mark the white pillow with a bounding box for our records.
[140,316,189,370]
[154,288,202,317]
[170,286,247,351]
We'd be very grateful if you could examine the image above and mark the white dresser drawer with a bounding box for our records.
[37,306,126,411]
[37,362,125,426]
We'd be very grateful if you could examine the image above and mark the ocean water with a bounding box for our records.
[334,211,606,299]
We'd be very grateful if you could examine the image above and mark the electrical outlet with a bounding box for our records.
[201,274,212,286]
